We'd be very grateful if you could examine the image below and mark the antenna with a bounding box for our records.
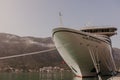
[59,12,63,26]
[85,22,92,27]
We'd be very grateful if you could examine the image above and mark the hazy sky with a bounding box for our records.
[0,0,120,48]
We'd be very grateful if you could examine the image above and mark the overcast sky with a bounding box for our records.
[0,0,120,48]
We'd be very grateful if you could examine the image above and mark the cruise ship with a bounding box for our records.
[52,26,117,78]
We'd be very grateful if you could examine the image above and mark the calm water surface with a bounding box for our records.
[0,71,73,80]
[0,71,119,80]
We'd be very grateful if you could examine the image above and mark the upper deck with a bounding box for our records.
[80,27,117,37]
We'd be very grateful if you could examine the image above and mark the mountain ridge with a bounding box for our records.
[0,33,67,72]
[0,33,119,72]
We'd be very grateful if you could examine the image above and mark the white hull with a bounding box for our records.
[53,28,117,77]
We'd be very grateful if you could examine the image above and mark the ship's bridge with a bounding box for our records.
[80,27,117,37]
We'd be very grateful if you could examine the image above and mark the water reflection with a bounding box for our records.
[73,74,120,80]
[39,71,74,80]
[73,77,98,80]
[0,72,119,80]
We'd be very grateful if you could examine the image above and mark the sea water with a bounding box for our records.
[0,71,73,80]
[0,71,119,80]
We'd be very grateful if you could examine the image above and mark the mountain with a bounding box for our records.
[0,33,119,72]
[113,48,120,71]
[0,33,67,72]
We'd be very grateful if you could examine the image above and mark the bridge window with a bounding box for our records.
[109,29,114,32]
[101,29,104,32]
